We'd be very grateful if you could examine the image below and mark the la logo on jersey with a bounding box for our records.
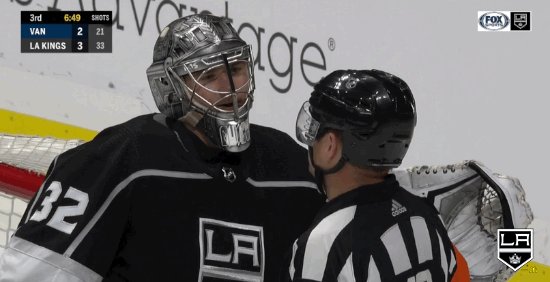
[198,218,265,281]
[497,229,533,271]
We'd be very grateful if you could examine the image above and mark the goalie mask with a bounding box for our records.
[147,15,255,152]
[296,69,417,169]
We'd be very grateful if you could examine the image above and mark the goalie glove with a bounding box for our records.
[393,160,533,281]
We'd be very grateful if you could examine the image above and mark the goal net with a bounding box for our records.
[0,134,83,253]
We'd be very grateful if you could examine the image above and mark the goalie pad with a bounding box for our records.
[393,160,533,281]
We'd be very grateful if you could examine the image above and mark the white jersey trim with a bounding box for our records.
[337,252,355,282]
[366,255,381,282]
[410,216,433,264]
[381,223,412,275]
[246,178,318,190]
[0,236,101,282]
[289,240,298,279]
[301,205,356,281]
[64,169,212,256]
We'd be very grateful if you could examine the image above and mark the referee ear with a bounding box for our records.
[318,130,343,169]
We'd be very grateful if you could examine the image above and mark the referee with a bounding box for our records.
[289,69,470,281]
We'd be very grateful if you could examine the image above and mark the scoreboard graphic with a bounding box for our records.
[21,11,112,53]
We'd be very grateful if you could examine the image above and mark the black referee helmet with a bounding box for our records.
[296,69,417,168]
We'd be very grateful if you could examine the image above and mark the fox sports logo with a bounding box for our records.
[479,12,509,30]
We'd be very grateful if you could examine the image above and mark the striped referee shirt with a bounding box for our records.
[287,175,459,282]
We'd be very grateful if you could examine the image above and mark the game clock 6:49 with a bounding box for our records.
[64,13,81,22]
[21,11,112,53]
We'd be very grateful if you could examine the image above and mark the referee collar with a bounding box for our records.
[318,174,399,217]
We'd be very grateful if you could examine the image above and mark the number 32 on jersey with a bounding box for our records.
[30,181,89,235]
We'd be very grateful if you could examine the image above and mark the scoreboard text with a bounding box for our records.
[21,11,112,53]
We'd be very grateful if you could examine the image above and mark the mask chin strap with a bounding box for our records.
[308,146,348,199]
[221,54,239,120]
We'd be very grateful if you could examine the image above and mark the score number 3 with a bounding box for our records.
[30,181,89,235]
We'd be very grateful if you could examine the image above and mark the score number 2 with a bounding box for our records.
[75,27,84,51]
[30,181,89,235]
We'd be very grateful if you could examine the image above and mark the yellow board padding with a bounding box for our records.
[0,109,97,141]
[507,261,549,281]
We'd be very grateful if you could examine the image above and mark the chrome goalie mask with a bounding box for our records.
[146,15,255,152]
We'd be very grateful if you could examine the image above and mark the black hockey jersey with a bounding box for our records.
[287,175,465,282]
[0,114,324,281]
